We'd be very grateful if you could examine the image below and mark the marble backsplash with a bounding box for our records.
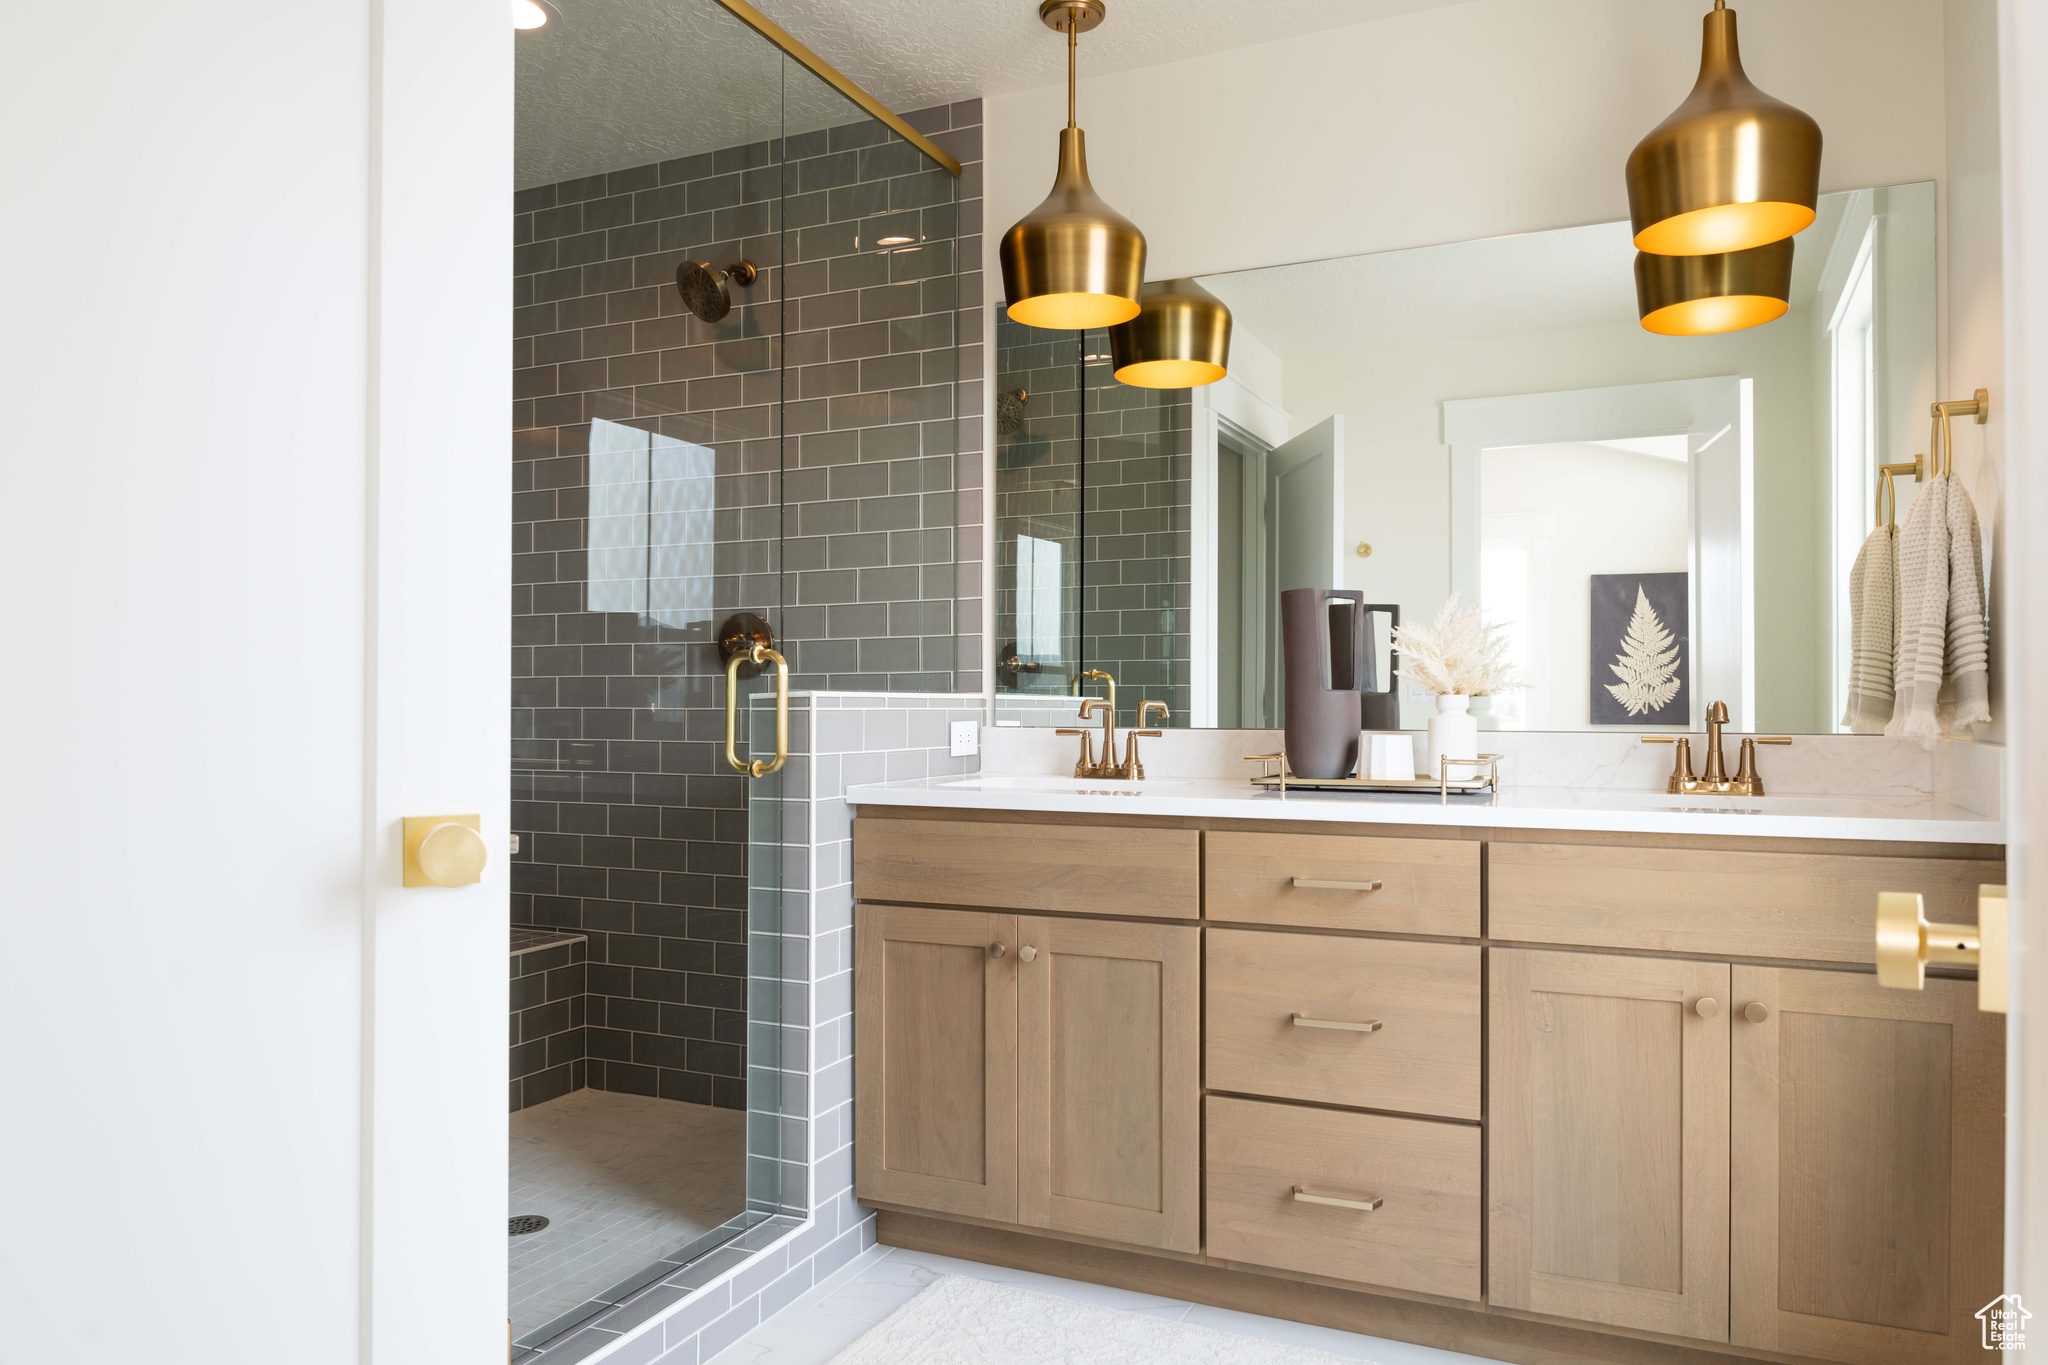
[982,720,2005,817]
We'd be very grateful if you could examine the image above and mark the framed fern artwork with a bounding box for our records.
[1589,572,1689,726]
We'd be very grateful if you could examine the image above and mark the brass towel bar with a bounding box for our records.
[1874,389,1990,528]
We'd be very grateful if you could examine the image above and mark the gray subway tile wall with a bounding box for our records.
[994,317,1190,721]
[512,687,984,1365]
[510,930,590,1112]
[511,102,982,1109]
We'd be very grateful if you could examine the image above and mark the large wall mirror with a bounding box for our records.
[994,181,1937,735]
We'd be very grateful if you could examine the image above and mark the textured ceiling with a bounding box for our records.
[1201,195,1845,360]
[518,0,863,188]
[518,0,1478,188]
[738,0,1482,110]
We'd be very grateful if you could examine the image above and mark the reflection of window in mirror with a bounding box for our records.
[1015,535,1064,690]
[1827,223,1879,730]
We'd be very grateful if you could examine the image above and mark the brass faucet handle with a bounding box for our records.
[1642,734,1697,792]
[1055,727,1096,778]
[1119,730,1163,781]
[1755,737,1793,745]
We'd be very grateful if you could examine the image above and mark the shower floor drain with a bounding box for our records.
[508,1215,550,1236]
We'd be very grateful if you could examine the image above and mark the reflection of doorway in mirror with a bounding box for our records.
[1478,439,1689,729]
[1449,377,1753,732]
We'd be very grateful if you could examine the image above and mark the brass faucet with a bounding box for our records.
[1056,697,1118,778]
[1642,700,1793,795]
[1057,696,1170,780]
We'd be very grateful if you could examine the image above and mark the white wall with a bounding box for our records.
[0,4,509,1363]
[987,0,1947,281]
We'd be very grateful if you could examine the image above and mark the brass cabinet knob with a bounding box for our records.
[1019,945,1039,963]
[988,943,1006,960]
[1694,997,1720,1019]
[1743,1001,1770,1024]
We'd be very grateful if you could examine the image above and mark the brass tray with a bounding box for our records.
[1244,752,1501,803]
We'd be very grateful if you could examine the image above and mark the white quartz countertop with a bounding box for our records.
[845,773,2004,844]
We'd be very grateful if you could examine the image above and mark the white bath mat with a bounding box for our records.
[825,1274,1375,1365]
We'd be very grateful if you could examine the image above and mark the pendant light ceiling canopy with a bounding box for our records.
[1626,1,1822,257]
[1109,279,1232,388]
[999,0,1146,330]
[1634,237,1793,336]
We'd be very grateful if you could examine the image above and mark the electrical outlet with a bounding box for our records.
[949,720,980,757]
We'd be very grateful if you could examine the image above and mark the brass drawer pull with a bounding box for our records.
[1291,877,1383,892]
[988,943,1006,960]
[1293,1185,1383,1212]
[1291,1014,1383,1032]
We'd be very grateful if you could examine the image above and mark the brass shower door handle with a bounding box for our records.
[1876,886,2007,1013]
[724,643,790,777]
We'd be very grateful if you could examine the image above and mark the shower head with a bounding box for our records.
[675,259,758,323]
[996,387,1029,436]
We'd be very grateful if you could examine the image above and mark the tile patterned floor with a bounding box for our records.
[509,1089,747,1342]
[706,1245,1510,1365]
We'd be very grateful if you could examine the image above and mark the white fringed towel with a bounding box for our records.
[1938,477,1991,735]
[1841,523,1899,733]
[1887,474,1993,746]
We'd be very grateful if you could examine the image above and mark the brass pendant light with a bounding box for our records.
[1634,237,1794,336]
[1626,1,1822,257]
[999,1,1146,330]
[1109,278,1232,388]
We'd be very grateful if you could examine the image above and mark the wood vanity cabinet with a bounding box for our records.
[854,812,2005,1365]
[1488,949,1733,1342]
[1728,968,2003,1365]
[853,901,1201,1254]
[1491,950,2003,1364]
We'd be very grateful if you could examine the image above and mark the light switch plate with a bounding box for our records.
[950,720,979,756]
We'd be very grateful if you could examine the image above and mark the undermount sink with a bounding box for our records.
[936,774,1189,794]
[1520,788,1916,819]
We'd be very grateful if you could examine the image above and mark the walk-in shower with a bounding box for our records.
[507,0,966,1352]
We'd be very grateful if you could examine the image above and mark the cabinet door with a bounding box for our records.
[1731,967,2003,1365]
[854,904,1018,1222]
[1490,949,1730,1341]
[1017,916,1201,1252]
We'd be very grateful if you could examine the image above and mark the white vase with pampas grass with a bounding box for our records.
[1392,594,1521,778]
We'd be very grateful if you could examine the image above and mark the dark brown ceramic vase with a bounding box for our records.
[1281,587,1368,779]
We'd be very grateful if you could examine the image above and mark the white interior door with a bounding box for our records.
[1266,415,1346,713]
[1690,378,1754,729]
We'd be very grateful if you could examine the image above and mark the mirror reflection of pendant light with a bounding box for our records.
[1625,0,1822,256]
[1634,237,1793,335]
[1109,279,1232,388]
[998,1,1146,330]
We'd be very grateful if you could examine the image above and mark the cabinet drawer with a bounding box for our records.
[1204,831,1478,935]
[1206,929,1479,1119]
[853,817,1200,919]
[1490,843,2004,963]
[1206,1095,1481,1302]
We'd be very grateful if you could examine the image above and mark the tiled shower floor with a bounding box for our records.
[509,1089,747,1343]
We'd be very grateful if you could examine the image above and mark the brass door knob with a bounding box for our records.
[1876,891,1981,990]
[988,943,1006,960]
[1743,1002,1770,1024]
[1694,997,1720,1019]
[1019,945,1039,963]
[402,814,486,887]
